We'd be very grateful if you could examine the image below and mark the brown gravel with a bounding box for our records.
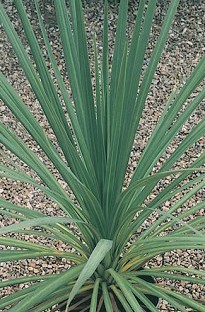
[0,1,205,311]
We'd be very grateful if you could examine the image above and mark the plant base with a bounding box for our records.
[58,269,159,312]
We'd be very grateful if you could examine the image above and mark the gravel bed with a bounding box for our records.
[0,0,205,311]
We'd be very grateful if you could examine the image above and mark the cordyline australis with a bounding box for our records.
[0,0,205,311]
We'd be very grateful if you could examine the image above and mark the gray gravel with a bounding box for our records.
[0,0,205,311]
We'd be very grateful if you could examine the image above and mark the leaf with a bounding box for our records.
[129,284,159,312]
[109,0,128,105]
[65,239,113,310]
[131,276,205,312]
[110,285,133,312]
[0,248,82,264]
[33,0,97,185]
[0,274,54,288]
[0,237,52,251]
[102,282,113,311]
[89,278,101,312]
[112,167,204,236]
[0,283,39,310]
[6,265,84,312]
[127,268,205,285]
[121,236,205,270]
[0,216,83,234]
[107,268,144,311]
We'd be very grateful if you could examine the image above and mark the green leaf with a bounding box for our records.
[0,283,40,310]
[110,285,133,312]
[0,1,96,192]
[0,235,83,264]
[0,198,89,254]
[6,265,83,312]
[89,278,101,312]
[0,250,73,263]
[110,0,128,106]
[54,0,98,172]
[107,268,144,311]
[14,0,74,145]
[33,0,97,185]
[65,239,113,310]
[69,0,98,166]
[0,274,54,289]
[129,268,205,285]
[131,86,205,184]
[130,276,187,312]
[162,287,205,312]
[0,216,83,234]
[112,168,204,237]
[102,282,113,311]
[121,236,205,270]
[0,236,49,250]
[140,179,205,239]
[129,284,159,312]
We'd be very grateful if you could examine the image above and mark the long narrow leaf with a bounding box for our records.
[0,216,82,235]
[89,278,101,312]
[107,268,144,312]
[65,239,113,310]
[7,265,84,312]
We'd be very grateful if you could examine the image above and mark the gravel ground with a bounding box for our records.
[0,0,205,311]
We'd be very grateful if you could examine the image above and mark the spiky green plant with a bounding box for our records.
[0,0,205,311]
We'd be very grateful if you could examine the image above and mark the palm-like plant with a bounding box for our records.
[0,0,205,311]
